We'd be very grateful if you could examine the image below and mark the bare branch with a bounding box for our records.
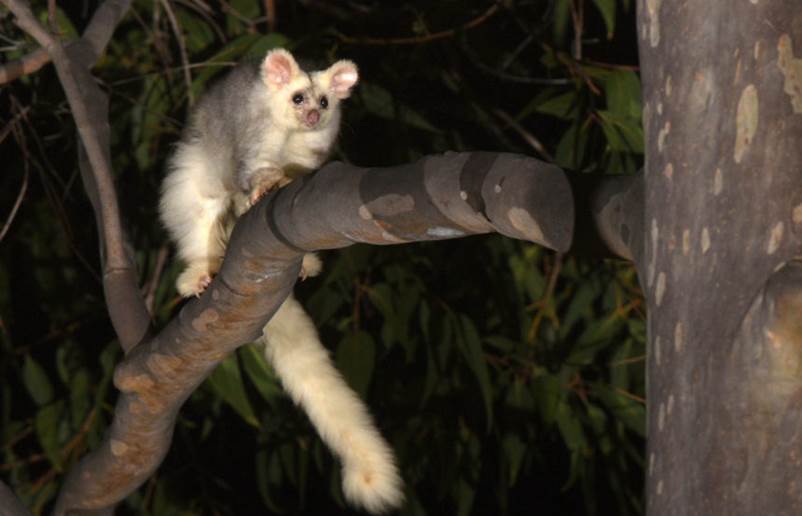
[2,0,148,351]
[157,0,194,104]
[0,47,50,84]
[53,152,573,513]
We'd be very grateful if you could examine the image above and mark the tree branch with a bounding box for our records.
[0,47,50,84]
[2,0,148,352]
[53,152,574,513]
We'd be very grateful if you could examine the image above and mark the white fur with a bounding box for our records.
[263,296,404,513]
[159,49,403,512]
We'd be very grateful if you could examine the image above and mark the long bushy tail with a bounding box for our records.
[262,294,403,513]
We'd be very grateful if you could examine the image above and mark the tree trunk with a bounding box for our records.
[638,0,802,513]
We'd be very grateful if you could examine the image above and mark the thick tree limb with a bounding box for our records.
[53,152,573,513]
[2,0,148,352]
[638,1,802,513]
[569,172,643,263]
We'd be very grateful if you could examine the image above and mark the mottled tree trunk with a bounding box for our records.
[637,0,802,513]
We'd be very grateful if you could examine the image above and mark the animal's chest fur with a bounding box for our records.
[260,127,334,178]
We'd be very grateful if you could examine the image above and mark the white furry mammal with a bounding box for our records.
[159,48,403,513]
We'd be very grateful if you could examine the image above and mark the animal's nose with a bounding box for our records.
[306,110,320,126]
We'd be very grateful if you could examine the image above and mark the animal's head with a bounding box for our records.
[261,48,359,131]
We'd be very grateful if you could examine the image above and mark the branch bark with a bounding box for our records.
[54,152,573,513]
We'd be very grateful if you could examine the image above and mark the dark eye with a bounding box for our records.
[320,96,329,109]
[292,93,304,105]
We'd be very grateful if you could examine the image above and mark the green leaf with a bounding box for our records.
[35,401,65,470]
[593,383,646,437]
[556,400,586,452]
[554,121,590,170]
[456,315,494,431]
[592,0,617,38]
[553,0,572,43]
[597,110,644,153]
[560,281,600,337]
[176,8,216,52]
[23,355,54,406]
[206,353,258,426]
[532,373,562,426]
[359,82,441,133]
[69,369,91,428]
[604,70,642,119]
[502,432,527,485]
[335,331,376,398]
[535,91,579,120]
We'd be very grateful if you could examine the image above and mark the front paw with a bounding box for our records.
[176,261,219,297]
[249,166,287,205]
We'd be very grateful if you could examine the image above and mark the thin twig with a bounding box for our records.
[614,387,646,405]
[0,159,28,243]
[492,109,555,162]
[173,0,225,42]
[460,37,571,85]
[157,0,194,105]
[264,0,276,32]
[570,0,583,60]
[527,252,564,342]
[0,47,50,84]
[338,3,500,45]
[143,245,169,315]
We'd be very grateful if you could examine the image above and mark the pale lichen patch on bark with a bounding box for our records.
[777,34,802,113]
[690,69,714,111]
[367,194,415,216]
[508,207,546,244]
[674,321,685,352]
[110,440,128,457]
[358,205,373,220]
[658,121,671,152]
[713,168,723,195]
[114,373,154,393]
[701,227,711,254]
[734,85,759,164]
[646,0,663,47]
[655,272,666,306]
[793,203,802,224]
[191,308,220,333]
[767,221,784,254]
[146,352,186,377]
[682,229,690,256]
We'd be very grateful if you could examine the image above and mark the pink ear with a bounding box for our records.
[327,60,359,99]
[262,49,299,88]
